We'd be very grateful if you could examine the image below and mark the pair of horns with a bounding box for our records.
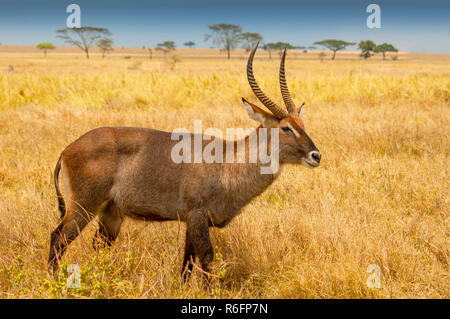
[247,41,299,119]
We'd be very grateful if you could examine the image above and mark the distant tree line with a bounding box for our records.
[358,41,398,60]
[201,23,399,61]
[29,23,398,61]
[184,41,195,48]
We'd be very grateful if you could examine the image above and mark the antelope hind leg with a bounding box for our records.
[48,201,95,274]
[92,201,123,250]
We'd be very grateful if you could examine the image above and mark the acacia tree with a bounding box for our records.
[156,41,176,58]
[98,38,113,58]
[262,43,277,59]
[265,42,295,58]
[374,43,398,60]
[36,42,56,57]
[239,32,263,52]
[205,23,242,59]
[358,40,377,59]
[314,39,355,60]
[184,41,195,48]
[56,27,112,59]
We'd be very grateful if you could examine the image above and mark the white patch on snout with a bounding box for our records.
[301,158,314,168]
[286,122,300,138]
[308,150,321,163]
[302,151,320,169]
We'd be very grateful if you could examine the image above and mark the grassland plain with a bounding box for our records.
[0,48,448,298]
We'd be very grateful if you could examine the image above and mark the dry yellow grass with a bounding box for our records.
[0,49,449,298]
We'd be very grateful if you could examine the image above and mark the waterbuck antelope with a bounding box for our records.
[48,43,321,280]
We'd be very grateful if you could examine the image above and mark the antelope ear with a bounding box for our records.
[242,98,275,125]
[297,103,305,118]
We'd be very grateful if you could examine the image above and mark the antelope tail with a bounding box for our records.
[54,155,66,219]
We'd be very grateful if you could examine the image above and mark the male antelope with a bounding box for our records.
[48,43,321,279]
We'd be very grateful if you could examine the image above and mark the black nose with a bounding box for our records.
[311,151,321,163]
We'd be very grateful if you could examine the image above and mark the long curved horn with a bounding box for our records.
[247,42,288,119]
[279,49,297,114]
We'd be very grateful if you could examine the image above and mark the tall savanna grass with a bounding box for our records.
[0,52,448,298]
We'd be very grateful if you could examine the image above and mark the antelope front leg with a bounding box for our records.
[182,209,214,281]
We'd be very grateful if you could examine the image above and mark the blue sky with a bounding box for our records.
[0,0,449,52]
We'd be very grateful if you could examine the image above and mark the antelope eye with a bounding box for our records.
[282,126,292,133]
